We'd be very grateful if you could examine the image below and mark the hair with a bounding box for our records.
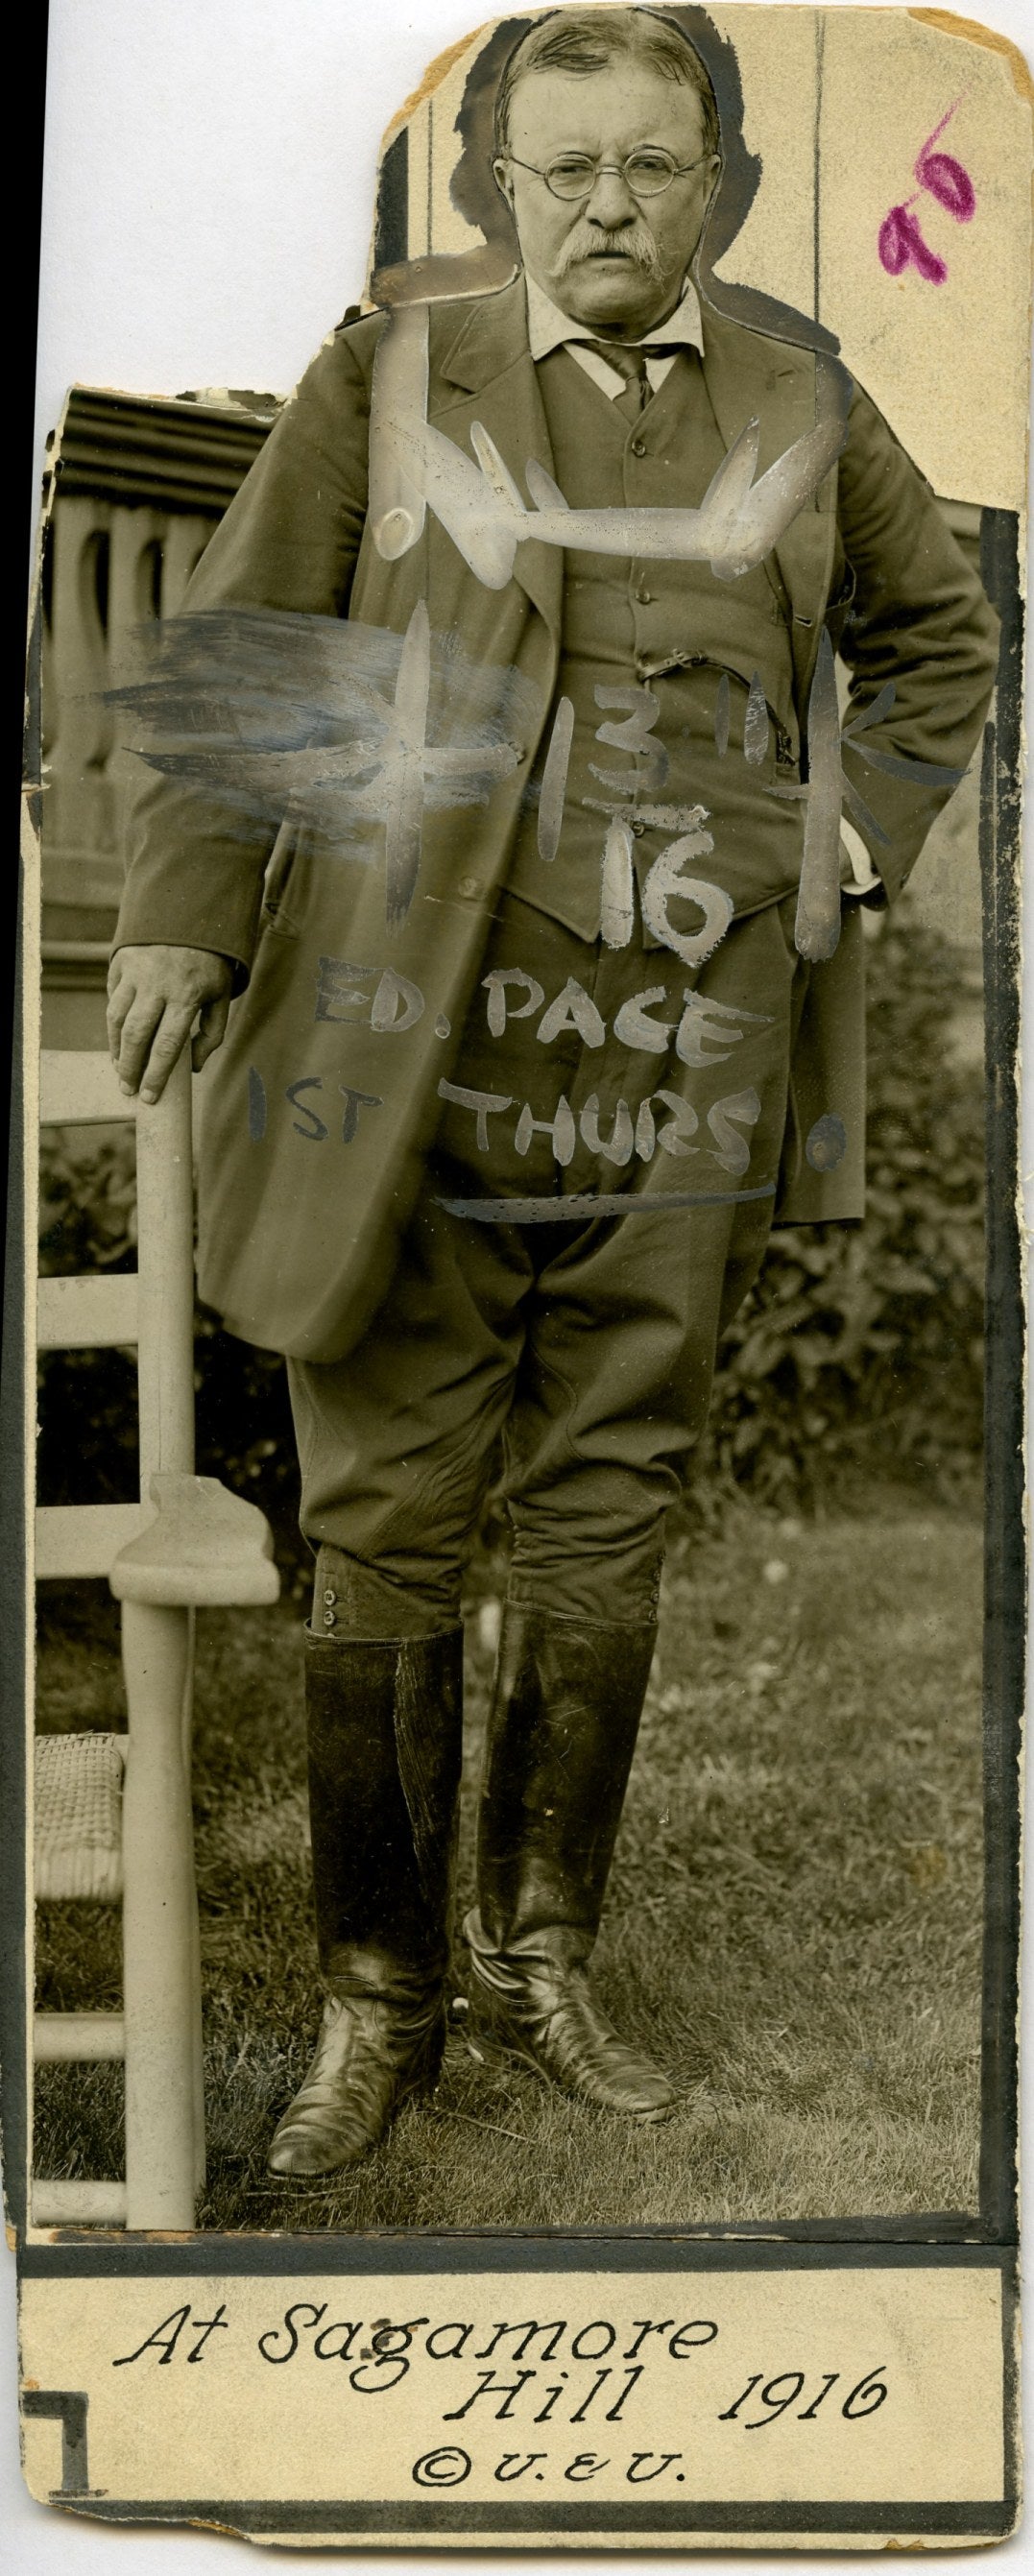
[493,6,722,162]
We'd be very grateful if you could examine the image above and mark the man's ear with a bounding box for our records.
[702,155,722,215]
[493,155,517,216]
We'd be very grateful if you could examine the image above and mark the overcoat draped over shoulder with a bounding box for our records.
[114,277,1000,1363]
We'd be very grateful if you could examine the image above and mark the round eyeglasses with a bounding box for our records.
[505,146,714,202]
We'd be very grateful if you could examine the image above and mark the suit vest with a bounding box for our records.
[506,346,806,943]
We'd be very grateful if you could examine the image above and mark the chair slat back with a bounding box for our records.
[37,1275,139,1350]
[36,1502,150,1580]
[40,1050,137,1128]
[37,1047,195,1484]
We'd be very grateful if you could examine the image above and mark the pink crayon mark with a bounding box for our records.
[878,99,974,283]
[915,100,975,220]
[878,204,948,282]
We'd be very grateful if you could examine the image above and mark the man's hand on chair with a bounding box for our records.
[107,945,235,1103]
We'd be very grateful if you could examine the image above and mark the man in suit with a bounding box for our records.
[108,6,998,2176]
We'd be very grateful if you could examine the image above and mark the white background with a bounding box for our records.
[12,1,1034,2567]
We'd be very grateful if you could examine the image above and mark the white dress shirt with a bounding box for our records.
[525,271,705,397]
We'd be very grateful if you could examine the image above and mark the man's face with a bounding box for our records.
[496,61,719,337]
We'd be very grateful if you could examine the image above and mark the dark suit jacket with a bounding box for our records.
[114,278,999,1361]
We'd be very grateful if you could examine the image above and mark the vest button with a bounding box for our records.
[636,586,654,605]
[459,878,480,898]
[631,437,647,457]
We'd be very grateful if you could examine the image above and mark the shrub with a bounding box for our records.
[701,912,985,1506]
[37,914,984,1571]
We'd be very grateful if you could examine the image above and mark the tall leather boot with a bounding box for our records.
[268,1625,464,2177]
[464,1606,675,2120]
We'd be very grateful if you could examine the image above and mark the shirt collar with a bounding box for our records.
[524,272,705,362]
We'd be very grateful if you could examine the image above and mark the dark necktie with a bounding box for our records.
[583,338,651,422]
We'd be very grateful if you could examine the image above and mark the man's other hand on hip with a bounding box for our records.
[107,944,235,1102]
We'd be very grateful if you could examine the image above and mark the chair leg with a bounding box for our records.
[121,1600,201,2228]
[178,1610,206,2196]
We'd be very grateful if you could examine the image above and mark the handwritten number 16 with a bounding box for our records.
[718,2366,888,2427]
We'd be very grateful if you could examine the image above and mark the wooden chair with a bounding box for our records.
[34,1047,279,2229]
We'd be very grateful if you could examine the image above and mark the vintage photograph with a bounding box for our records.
[11,0,1032,2547]
[20,0,1028,2272]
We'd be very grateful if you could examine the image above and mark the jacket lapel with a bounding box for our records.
[701,301,842,710]
[421,279,844,706]
[430,278,563,639]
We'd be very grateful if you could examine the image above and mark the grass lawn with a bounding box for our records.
[34,1494,983,2231]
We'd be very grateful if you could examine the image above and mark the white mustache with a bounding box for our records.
[553,223,664,281]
